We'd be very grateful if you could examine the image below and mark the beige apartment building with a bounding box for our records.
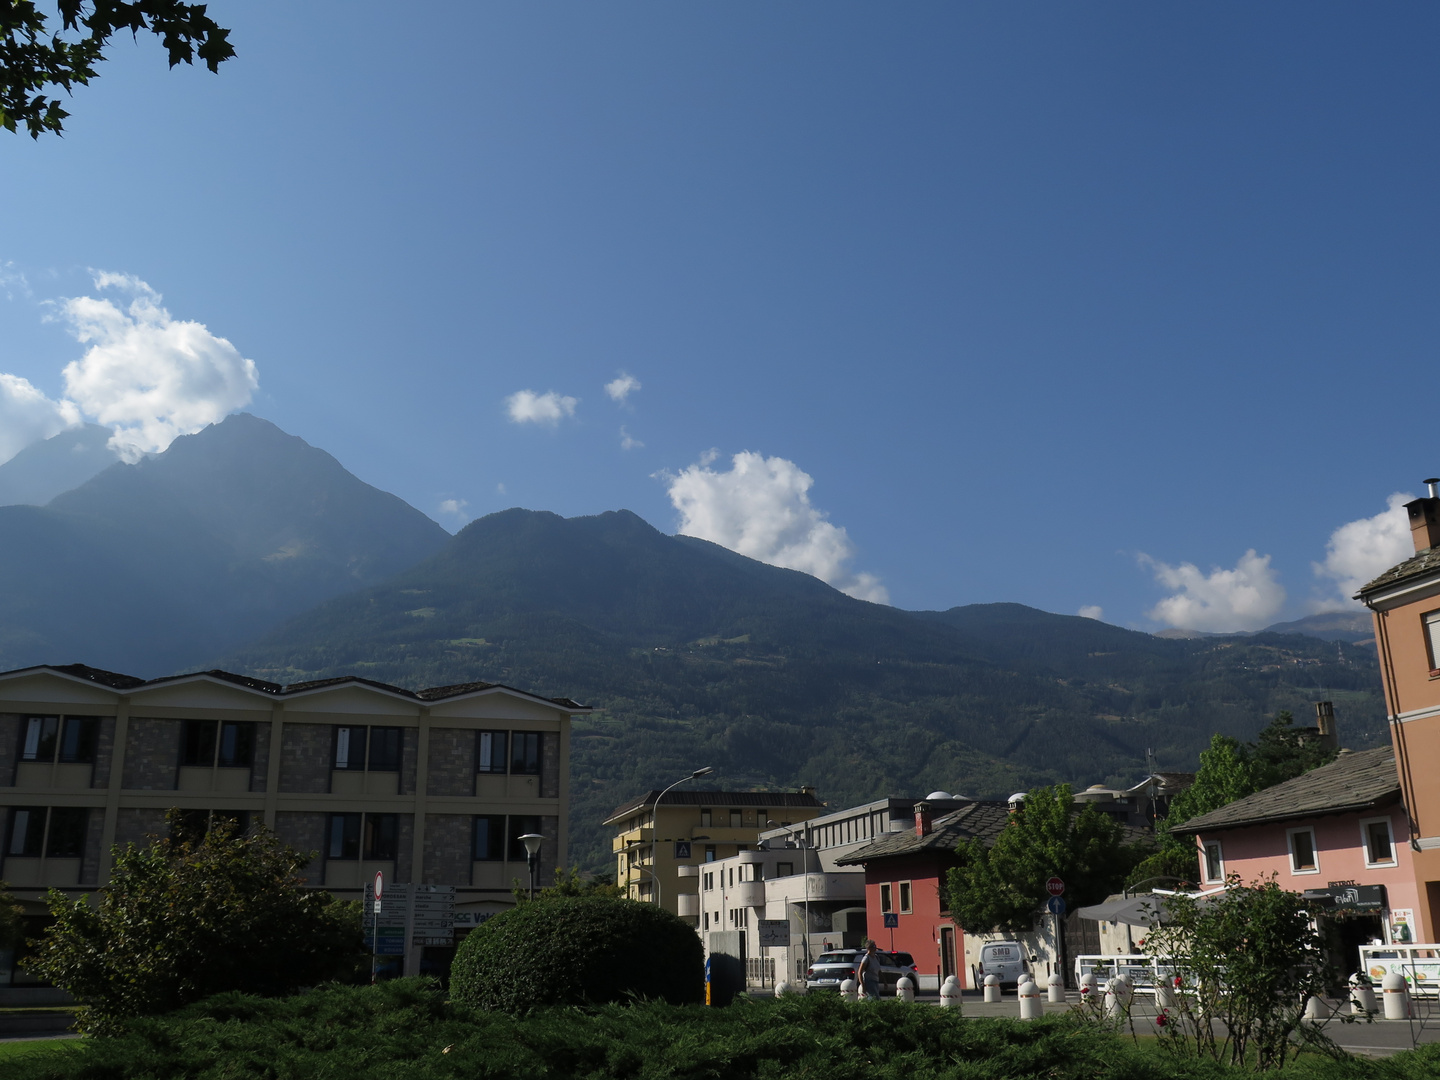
[0,663,587,983]
[605,788,826,919]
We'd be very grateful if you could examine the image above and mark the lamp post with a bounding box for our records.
[519,832,544,901]
[646,766,714,908]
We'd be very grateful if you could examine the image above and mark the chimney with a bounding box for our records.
[1314,701,1339,752]
[800,785,816,798]
[915,801,933,838]
[1406,482,1440,552]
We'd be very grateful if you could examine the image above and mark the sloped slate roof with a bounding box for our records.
[606,789,825,823]
[1171,747,1399,835]
[1358,547,1440,596]
[835,801,1013,865]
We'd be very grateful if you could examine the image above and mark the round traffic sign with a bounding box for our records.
[1045,876,1065,897]
[373,870,384,902]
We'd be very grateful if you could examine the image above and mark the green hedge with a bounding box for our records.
[450,896,703,1012]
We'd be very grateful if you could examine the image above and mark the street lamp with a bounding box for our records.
[646,766,714,908]
[519,833,544,901]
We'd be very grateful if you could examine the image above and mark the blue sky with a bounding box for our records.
[2,2,1438,630]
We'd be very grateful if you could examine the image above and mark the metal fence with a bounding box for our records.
[745,956,777,988]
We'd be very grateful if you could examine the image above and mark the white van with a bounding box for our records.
[977,941,1028,988]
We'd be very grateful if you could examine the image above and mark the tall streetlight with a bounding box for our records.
[645,766,714,908]
[518,833,544,901]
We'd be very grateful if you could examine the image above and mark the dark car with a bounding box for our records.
[805,949,909,995]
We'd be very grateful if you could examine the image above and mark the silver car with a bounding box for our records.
[805,949,908,995]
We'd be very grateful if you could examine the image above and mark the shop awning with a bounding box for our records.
[1302,884,1386,913]
[1075,894,1174,927]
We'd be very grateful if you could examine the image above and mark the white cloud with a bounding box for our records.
[0,373,81,465]
[1312,492,1415,609]
[506,389,577,426]
[438,498,469,527]
[56,272,258,462]
[662,450,889,604]
[1078,605,1104,621]
[605,373,640,404]
[1140,549,1286,633]
[620,426,643,450]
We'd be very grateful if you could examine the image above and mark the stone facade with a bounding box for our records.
[278,723,332,794]
[275,810,327,885]
[113,807,167,849]
[121,718,180,789]
[541,733,561,799]
[91,716,116,789]
[400,728,418,796]
[426,728,475,797]
[248,720,270,793]
[395,813,415,883]
[0,715,18,786]
[423,813,472,886]
[80,806,106,884]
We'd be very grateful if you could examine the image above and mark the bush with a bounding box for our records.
[450,896,702,1012]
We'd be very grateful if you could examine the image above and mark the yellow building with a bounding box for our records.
[605,787,825,920]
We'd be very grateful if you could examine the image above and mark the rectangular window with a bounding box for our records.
[776,862,793,877]
[1203,841,1224,882]
[58,717,98,764]
[181,720,217,767]
[46,808,86,858]
[217,722,254,768]
[879,882,893,912]
[1427,610,1440,673]
[368,727,402,771]
[510,732,541,775]
[704,911,709,930]
[1363,818,1395,865]
[327,813,361,860]
[704,845,716,862]
[1288,827,1319,874]
[21,716,59,762]
[700,808,712,827]
[473,815,505,861]
[363,814,398,860]
[898,881,913,914]
[334,726,365,770]
[8,808,42,856]
[477,731,508,773]
[729,809,742,828]
[509,815,542,862]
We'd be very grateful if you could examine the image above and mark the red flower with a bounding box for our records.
[1155,1012,1168,1027]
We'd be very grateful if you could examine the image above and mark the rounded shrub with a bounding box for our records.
[450,896,703,1013]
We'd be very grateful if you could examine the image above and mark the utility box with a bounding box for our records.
[706,931,745,1006]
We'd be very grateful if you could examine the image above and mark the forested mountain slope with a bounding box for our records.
[220,507,1387,871]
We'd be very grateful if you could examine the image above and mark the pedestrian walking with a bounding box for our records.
[856,940,882,1000]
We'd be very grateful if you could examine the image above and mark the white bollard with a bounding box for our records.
[1078,972,1099,1006]
[1349,973,1377,1016]
[1018,976,1043,1019]
[983,973,1001,1003]
[940,975,962,1009]
[841,978,859,1002]
[896,975,915,1003]
[1154,980,1175,1010]
[1047,972,1066,1004]
[1105,976,1131,1018]
[1304,995,1328,1021]
[774,979,792,997]
[1382,972,1409,1020]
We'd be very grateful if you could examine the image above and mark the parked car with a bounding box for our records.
[885,950,920,986]
[977,940,1028,988]
[805,949,909,995]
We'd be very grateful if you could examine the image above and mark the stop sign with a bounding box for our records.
[1046,876,1065,897]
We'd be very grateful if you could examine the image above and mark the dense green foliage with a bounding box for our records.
[451,896,702,1013]
[525,865,626,901]
[946,784,1139,933]
[0,878,23,949]
[1129,712,1341,887]
[0,1,233,137]
[6,979,1438,1080]
[219,508,1386,872]
[26,811,364,1035]
[1147,879,1336,1071]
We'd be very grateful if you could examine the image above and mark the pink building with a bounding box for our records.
[1175,746,1425,975]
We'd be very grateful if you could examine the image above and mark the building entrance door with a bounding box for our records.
[939,926,956,982]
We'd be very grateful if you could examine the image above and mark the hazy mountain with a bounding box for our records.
[220,507,1387,871]
[1262,611,1374,643]
[0,414,450,674]
[0,424,119,507]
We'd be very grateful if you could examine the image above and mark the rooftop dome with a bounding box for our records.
[926,790,954,800]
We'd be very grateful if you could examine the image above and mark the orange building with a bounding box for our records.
[1356,483,1440,941]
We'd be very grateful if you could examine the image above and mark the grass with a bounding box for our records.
[1,980,1438,1079]
[0,1040,80,1063]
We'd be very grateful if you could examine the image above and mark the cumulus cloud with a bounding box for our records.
[0,373,81,465]
[1078,605,1104,621]
[1140,549,1286,633]
[662,450,889,604]
[620,426,643,450]
[55,273,258,462]
[605,373,640,404]
[1312,493,1415,609]
[506,389,577,425]
[437,498,469,527]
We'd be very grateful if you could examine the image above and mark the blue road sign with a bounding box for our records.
[1047,896,1066,916]
[674,841,692,859]
[883,912,900,928]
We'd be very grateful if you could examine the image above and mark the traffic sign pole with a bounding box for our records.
[371,871,383,984]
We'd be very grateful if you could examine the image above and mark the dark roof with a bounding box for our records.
[1357,547,1440,597]
[836,801,1013,865]
[605,789,825,823]
[1172,747,1400,834]
[0,664,588,711]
